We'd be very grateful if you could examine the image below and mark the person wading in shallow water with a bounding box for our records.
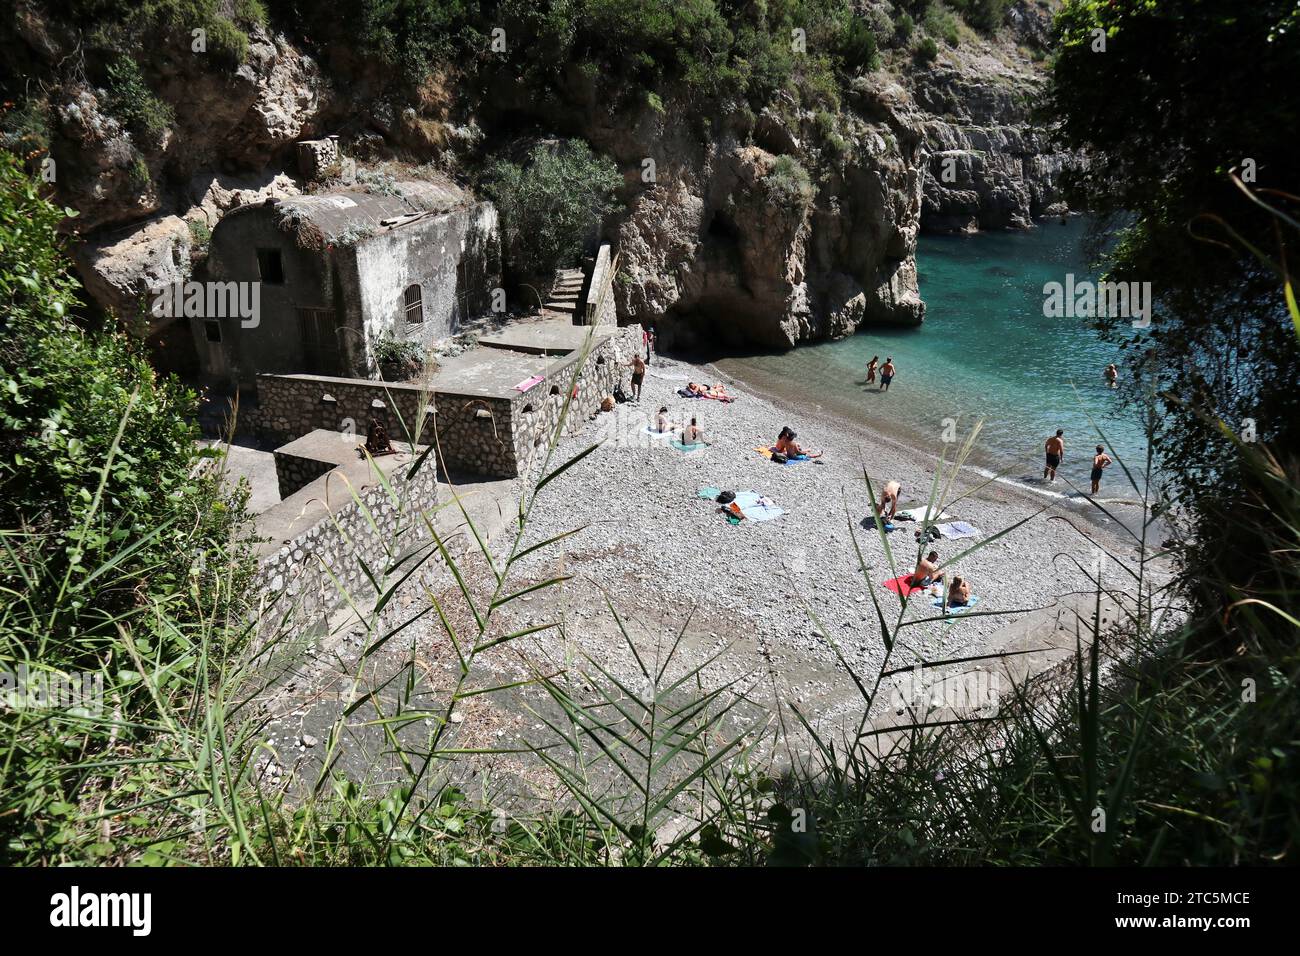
[880,357,896,392]
[1090,445,1112,495]
[1044,429,1065,482]
[866,355,879,386]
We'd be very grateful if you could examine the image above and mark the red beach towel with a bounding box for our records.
[882,574,927,596]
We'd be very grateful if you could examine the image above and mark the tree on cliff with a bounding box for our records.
[482,139,622,289]
[1047,0,1300,641]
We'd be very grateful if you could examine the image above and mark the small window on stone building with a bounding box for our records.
[257,248,284,284]
[404,283,423,324]
[204,319,222,343]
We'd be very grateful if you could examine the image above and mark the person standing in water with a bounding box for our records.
[880,357,896,392]
[1090,445,1112,494]
[866,355,879,386]
[1105,363,1118,388]
[1044,429,1065,482]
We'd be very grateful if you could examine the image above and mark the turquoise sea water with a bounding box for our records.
[716,219,1148,483]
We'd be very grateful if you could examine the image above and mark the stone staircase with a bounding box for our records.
[542,267,584,317]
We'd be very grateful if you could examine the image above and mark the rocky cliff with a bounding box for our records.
[4,1,1074,357]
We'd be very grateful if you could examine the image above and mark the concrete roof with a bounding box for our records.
[478,320,615,355]
[269,179,473,244]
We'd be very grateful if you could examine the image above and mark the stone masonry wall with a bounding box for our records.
[253,449,440,638]
[252,326,640,480]
[253,374,437,448]
[274,449,335,499]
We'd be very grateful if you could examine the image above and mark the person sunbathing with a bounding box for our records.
[682,417,707,445]
[655,406,673,433]
[947,575,971,607]
[774,427,821,458]
[912,550,945,588]
[877,480,902,520]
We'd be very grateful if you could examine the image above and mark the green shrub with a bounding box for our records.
[0,151,252,640]
[949,0,1009,34]
[894,12,916,45]
[915,35,940,63]
[104,57,174,144]
[482,139,622,284]
[0,99,52,161]
[924,6,961,46]
[767,155,814,212]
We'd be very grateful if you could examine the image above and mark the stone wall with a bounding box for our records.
[252,444,439,638]
[585,244,618,326]
[253,374,436,448]
[506,331,630,478]
[252,326,638,480]
[274,448,335,499]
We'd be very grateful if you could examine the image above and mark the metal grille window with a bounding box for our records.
[404,283,423,324]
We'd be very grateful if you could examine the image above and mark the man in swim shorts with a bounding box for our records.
[625,353,646,401]
[913,550,944,588]
[880,357,895,391]
[1044,429,1065,482]
[1090,445,1112,494]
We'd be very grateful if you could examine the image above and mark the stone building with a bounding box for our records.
[192,177,500,390]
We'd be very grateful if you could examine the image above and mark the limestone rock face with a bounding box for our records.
[73,214,191,325]
[54,88,162,232]
[909,10,1077,234]
[606,81,929,350]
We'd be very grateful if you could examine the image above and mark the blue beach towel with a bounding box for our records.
[732,491,784,522]
[931,595,982,614]
[670,439,707,453]
[936,521,980,539]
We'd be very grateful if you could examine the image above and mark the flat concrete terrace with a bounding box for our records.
[477,319,613,355]
[421,320,617,400]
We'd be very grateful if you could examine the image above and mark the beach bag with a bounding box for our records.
[716,490,736,504]
[613,383,630,403]
[770,451,788,464]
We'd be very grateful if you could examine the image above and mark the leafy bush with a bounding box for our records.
[0,99,51,162]
[372,333,425,380]
[949,0,1009,34]
[894,11,916,45]
[767,155,814,212]
[103,57,174,144]
[915,35,940,64]
[924,5,961,46]
[482,139,622,284]
[0,151,252,639]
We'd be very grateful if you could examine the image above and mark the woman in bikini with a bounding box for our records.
[866,355,879,386]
